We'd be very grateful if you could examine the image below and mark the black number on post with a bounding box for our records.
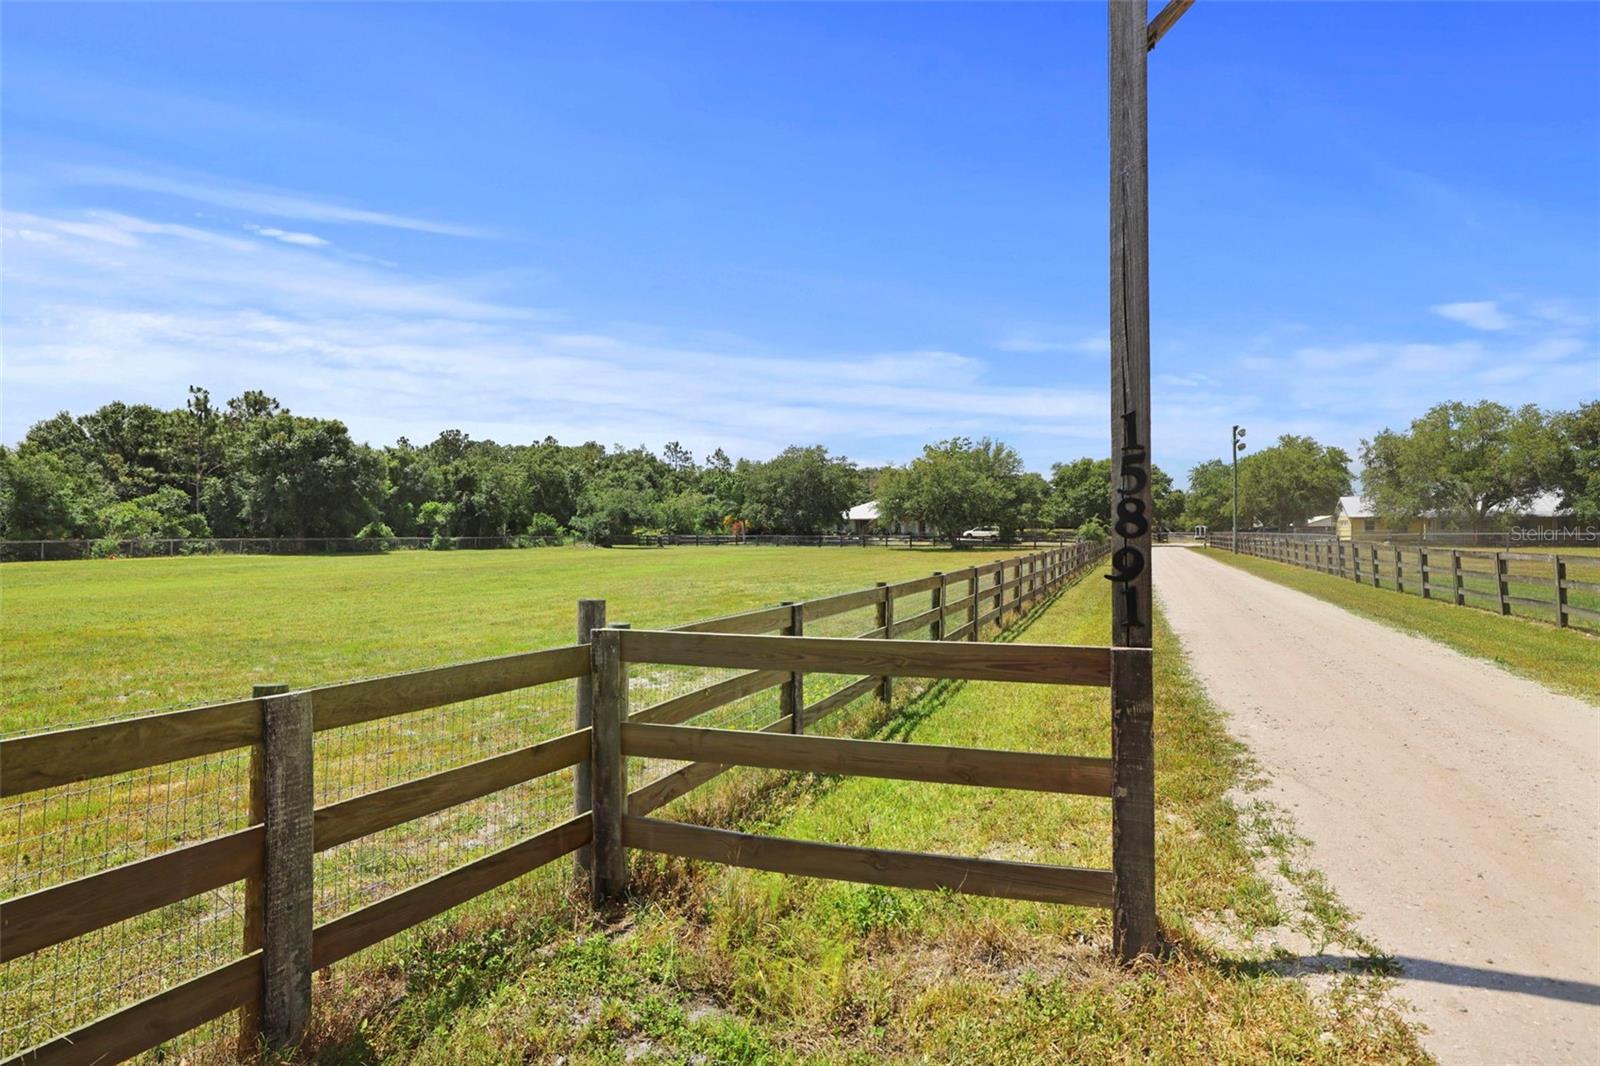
[1107,410,1148,628]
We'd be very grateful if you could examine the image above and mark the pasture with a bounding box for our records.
[0,544,1024,736]
[0,546,1429,1063]
[0,544,1060,1059]
[272,563,1421,1063]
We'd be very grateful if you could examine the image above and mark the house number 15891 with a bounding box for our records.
[1106,410,1148,626]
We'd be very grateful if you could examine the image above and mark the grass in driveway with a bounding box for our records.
[301,569,1427,1065]
[0,545,1025,734]
[1202,549,1600,704]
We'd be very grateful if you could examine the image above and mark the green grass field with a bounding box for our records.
[1202,549,1600,703]
[1,548,1430,1062]
[290,566,1425,1064]
[0,545,1027,735]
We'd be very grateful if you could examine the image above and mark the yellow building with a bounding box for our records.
[1335,496,1427,540]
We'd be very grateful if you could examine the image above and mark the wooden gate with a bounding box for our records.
[586,628,1156,948]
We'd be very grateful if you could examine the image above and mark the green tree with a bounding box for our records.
[1237,435,1352,529]
[515,442,582,528]
[655,489,718,534]
[1014,472,1050,530]
[572,482,658,545]
[739,446,861,533]
[174,386,225,517]
[243,414,385,537]
[381,438,446,536]
[699,447,742,523]
[1179,459,1232,531]
[1044,458,1111,530]
[1046,457,1180,531]
[0,448,111,538]
[417,500,456,536]
[571,445,674,544]
[877,438,1026,544]
[96,486,210,540]
[1551,401,1600,519]
[1361,401,1558,528]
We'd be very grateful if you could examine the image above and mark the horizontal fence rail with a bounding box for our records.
[1205,532,1600,631]
[621,723,1116,797]
[598,624,1147,921]
[622,815,1116,909]
[0,542,1110,1065]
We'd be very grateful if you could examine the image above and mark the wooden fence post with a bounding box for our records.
[1111,646,1157,960]
[1394,548,1404,595]
[1452,551,1465,605]
[968,567,980,641]
[1555,556,1568,627]
[1370,544,1380,588]
[1495,553,1510,615]
[931,574,945,641]
[574,599,606,885]
[876,583,894,704]
[260,689,314,1052]
[239,683,288,1058]
[783,602,805,733]
[590,624,629,904]
[1419,549,1430,599]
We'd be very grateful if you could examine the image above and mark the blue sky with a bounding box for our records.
[3,2,1596,485]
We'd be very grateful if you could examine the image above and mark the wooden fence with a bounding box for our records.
[1205,532,1600,631]
[0,543,1127,1065]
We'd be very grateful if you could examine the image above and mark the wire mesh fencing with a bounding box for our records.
[1,702,256,1060]
[1,547,1102,1062]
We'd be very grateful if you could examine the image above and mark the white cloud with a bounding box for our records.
[994,328,1108,356]
[6,201,1593,479]
[247,225,330,248]
[58,163,491,238]
[1,205,1105,460]
[1430,300,1512,331]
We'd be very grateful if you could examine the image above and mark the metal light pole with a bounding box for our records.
[1231,425,1247,552]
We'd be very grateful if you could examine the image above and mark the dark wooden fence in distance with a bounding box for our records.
[1205,532,1600,631]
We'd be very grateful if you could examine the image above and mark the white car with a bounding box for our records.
[963,526,1001,540]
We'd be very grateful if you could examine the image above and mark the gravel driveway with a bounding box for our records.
[1153,545,1600,1064]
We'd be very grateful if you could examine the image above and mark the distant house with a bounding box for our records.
[1503,492,1575,532]
[1303,514,1335,533]
[1336,496,1426,540]
[840,501,941,537]
[842,501,880,535]
[1336,491,1572,539]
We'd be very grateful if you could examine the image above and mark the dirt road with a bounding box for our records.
[1153,546,1599,1065]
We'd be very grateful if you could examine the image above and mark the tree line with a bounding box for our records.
[0,387,1180,546]
[3,389,1588,546]
[1179,400,1596,532]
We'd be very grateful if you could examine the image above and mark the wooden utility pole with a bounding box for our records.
[1108,0,1164,962]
